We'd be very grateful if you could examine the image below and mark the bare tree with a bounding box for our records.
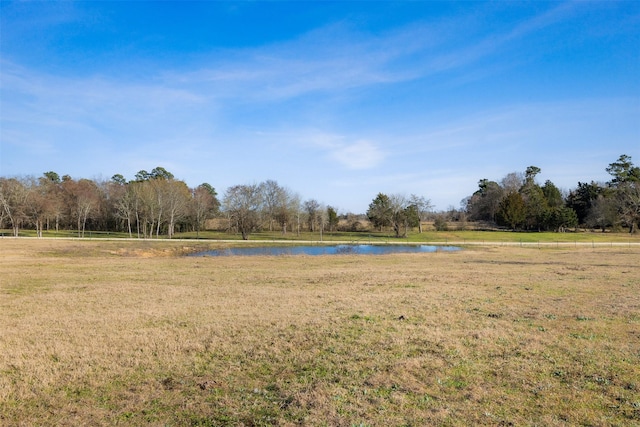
[190,183,220,238]
[616,183,640,233]
[128,181,147,238]
[130,179,161,238]
[389,194,409,237]
[260,180,283,232]
[273,188,300,235]
[24,177,49,237]
[586,195,617,232]
[151,179,165,237]
[409,194,433,233]
[62,178,102,237]
[0,177,29,236]
[113,179,135,237]
[501,172,524,194]
[303,199,321,232]
[606,155,640,233]
[223,184,262,240]
[163,179,192,238]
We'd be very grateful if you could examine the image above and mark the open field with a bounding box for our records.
[1,239,639,426]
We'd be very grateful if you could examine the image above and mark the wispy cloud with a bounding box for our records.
[154,2,586,108]
[165,26,409,101]
[0,59,217,180]
[2,61,208,134]
[1,2,588,134]
[328,139,385,170]
[235,129,387,171]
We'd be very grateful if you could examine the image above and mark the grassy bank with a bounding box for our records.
[2,227,639,244]
[1,240,639,425]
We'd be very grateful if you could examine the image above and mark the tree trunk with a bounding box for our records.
[80,205,91,238]
[156,210,162,238]
[5,212,18,237]
[81,213,87,237]
[168,212,175,239]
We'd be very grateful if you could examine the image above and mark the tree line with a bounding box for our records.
[0,167,219,238]
[220,181,339,240]
[0,167,349,239]
[462,155,639,233]
[1,155,639,238]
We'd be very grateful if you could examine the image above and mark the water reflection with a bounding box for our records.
[190,244,461,257]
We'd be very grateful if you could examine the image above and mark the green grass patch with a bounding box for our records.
[3,227,639,244]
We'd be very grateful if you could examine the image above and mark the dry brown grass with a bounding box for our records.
[1,239,639,426]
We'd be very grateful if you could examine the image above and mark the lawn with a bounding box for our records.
[1,239,638,426]
[3,227,640,246]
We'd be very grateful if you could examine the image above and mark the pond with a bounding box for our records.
[189,244,461,257]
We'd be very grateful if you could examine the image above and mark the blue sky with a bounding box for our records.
[1,1,639,213]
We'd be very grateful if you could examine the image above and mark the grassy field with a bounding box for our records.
[3,227,640,245]
[1,239,639,426]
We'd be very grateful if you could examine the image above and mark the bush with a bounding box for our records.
[434,217,448,231]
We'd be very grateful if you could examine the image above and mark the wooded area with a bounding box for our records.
[462,155,639,233]
[1,155,639,238]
